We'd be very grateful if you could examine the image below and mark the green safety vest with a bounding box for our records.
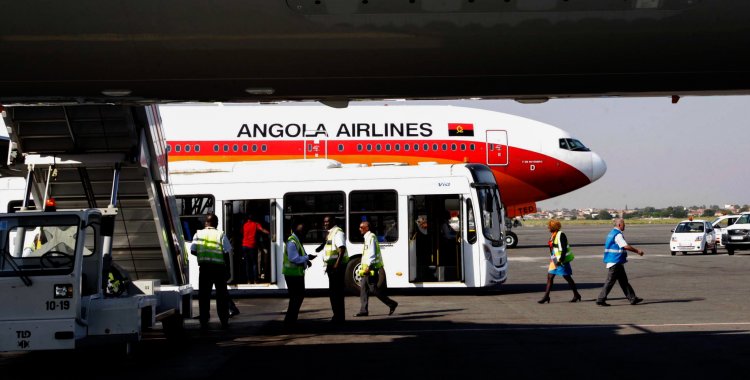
[552,231,575,263]
[195,228,226,265]
[324,226,349,265]
[283,234,306,276]
[359,232,383,276]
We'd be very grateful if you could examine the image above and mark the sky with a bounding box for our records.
[357,96,750,211]
[3,96,750,210]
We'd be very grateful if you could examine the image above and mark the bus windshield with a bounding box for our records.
[0,215,80,277]
[476,187,503,243]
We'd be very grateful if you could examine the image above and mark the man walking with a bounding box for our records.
[597,218,645,306]
[283,221,316,327]
[191,213,232,330]
[355,221,398,317]
[316,215,348,324]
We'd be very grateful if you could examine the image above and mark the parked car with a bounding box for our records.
[711,214,740,247]
[670,220,717,255]
[723,212,750,255]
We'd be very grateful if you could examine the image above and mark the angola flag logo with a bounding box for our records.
[448,123,474,136]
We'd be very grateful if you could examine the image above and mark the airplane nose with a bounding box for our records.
[590,152,607,182]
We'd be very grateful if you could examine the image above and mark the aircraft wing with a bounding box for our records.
[1,1,749,103]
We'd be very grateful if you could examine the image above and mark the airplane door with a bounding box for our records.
[486,130,509,166]
[304,136,327,159]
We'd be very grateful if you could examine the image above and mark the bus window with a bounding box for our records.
[175,195,216,241]
[283,192,345,244]
[466,199,476,244]
[349,190,398,243]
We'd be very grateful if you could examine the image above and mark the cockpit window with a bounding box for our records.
[559,138,590,152]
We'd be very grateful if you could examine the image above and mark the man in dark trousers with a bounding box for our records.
[191,213,232,330]
[316,215,348,324]
[597,218,645,306]
[354,221,398,317]
[283,221,316,327]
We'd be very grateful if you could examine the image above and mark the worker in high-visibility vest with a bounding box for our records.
[191,213,232,330]
[283,221,316,327]
[315,215,348,324]
[538,219,581,304]
[354,221,398,317]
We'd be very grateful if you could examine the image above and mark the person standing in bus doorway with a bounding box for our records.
[315,215,349,324]
[191,213,232,330]
[283,221,317,327]
[242,212,270,284]
[355,221,398,317]
[538,219,581,304]
[596,218,645,306]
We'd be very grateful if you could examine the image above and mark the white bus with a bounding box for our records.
[170,159,508,293]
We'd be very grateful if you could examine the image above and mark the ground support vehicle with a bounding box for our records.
[0,105,192,353]
[723,212,750,256]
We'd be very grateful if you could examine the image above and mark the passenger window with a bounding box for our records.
[223,144,229,152]
[433,144,438,151]
[357,144,363,151]
[166,145,172,153]
[394,144,400,151]
[376,144,382,151]
[252,145,258,152]
[185,145,191,152]
[213,144,219,152]
[367,144,372,151]
[404,144,409,151]
[283,192,345,244]
[338,144,344,152]
[175,145,181,153]
[441,143,447,151]
[470,143,475,151]
[262,145,267,152]
[194,145,200,152]
[451,143,457,151]
[349,190,398,243]
[242,144,248,152]
[460,143,466,151]
[385,144,391,151]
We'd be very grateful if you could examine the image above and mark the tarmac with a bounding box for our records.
[2,224,749,379]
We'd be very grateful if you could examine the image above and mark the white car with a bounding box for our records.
[670,220,717,255]
[723,212,750,256]
[711,215,740,247]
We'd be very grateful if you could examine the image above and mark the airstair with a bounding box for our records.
[2,105,188,285]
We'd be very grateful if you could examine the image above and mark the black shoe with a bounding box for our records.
[570,294,582,303]
[537,296,550,304]
[220,322,229,330]
[354,312,368,317]
[630,297,643,305]
[389,303,398,316]
[596,301,610,307]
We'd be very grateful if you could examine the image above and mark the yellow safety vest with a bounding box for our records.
[552,231,574,263]
[359,232,383,276]
[324,226,349,265]
[283,234,306,277]
[195,228,225,265]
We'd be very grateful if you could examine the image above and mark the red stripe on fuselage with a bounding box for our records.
[166,139,590,206]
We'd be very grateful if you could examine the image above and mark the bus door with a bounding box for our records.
[408,195,462,282]
[486,130,509,166]
[223,199,275,285]
[304,136,327,159]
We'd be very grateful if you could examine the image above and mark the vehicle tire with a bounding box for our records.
[681,251,687,255]
[670,251,676,256]
[505,231,518,248]
[727,248,735,256]
[712,244,718,255]
[344,256,363,296]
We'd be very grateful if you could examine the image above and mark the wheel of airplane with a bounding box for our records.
[505,231,518,248]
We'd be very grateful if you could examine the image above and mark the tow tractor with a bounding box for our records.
[0,105,192,352]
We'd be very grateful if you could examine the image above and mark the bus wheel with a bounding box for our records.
[345,256,363,296]
[505,231,518,248]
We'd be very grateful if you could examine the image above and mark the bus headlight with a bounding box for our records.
[483,245,491,261]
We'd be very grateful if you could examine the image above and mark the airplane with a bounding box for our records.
[1,1,750,104]
[160,103,607,246]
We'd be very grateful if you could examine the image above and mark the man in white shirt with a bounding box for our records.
[596,218,645,306]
